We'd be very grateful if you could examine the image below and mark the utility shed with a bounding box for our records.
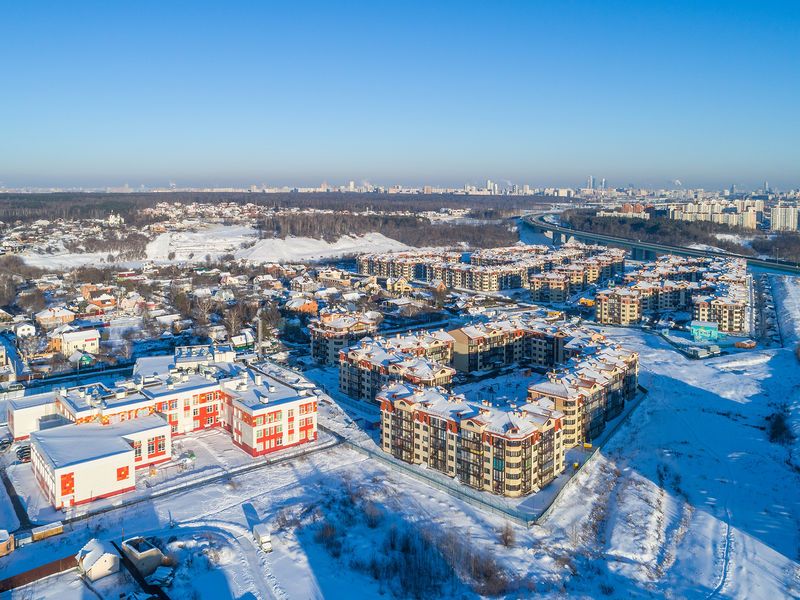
[76,538,120,581]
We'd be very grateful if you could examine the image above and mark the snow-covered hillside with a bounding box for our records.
[536,274,800,597]
[146,226,410,263]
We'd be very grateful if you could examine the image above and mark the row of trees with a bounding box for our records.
[0,191,558,225]
[562,210,755,254]
[63,231,151,261]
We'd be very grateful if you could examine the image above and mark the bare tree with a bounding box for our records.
[223,304,243,337]
[192,296,214,327]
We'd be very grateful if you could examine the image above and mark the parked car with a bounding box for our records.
[16,446,31,463]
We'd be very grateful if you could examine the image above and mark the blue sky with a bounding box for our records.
[1,1,798,189]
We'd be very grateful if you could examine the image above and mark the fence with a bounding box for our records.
[331,383,650,528]
[0,556,77,592]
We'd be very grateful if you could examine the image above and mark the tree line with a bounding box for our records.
[0,191,559,225]
[255,213,519,247]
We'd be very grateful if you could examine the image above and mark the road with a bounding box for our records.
[522,213,800,274]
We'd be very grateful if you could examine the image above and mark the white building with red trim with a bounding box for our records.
[30,415,171,509]
[10,345,319,509]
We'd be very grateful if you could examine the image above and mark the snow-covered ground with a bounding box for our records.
[19,224,411,268]
[19,250,118,270]
[687,242,726,253]
[0,480,19,533]
[713,232,757,249]
[146,225,410,263]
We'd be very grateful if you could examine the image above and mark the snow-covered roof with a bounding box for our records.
[32,414,169,469]
[77,538,117,572]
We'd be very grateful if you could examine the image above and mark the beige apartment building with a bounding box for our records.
[379,384,566,497]
[595,289,643,325]
[308,310,380,365]
[449,318,572,373]
[529,273,571,303]
[692,296,747,333]
[527,346,639,448]
[339,334,456,403]
[358,243,625,293]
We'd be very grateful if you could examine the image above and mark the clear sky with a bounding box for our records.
[1,1,798,190]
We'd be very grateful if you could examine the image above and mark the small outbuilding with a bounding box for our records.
[76,538,120,581]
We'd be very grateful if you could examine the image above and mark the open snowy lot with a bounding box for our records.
[146,225,410,263]
[18,224,412,268]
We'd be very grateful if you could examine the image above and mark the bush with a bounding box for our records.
[363,501,383,528]
[767,407,795,445]
[314,520,342,558]
[499,522,515,548]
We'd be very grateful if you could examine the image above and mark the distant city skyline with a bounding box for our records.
[1,1,798,189]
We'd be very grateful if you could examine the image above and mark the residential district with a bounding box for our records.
[0,201,796,599]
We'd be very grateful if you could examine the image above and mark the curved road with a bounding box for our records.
[522,213,800,274]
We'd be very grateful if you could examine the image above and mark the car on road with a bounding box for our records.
[16,445,31,463]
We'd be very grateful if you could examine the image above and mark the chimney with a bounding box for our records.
[255,374,263,386]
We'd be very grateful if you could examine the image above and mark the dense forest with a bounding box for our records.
[0,192,557,225]
[0,191,542,249]
[255,213,519,247]
[562,210,800,263]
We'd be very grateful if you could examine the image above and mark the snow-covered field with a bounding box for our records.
[713,232,757,248]
[19,250,118,270]
[145,225,410,263]
[19,225,411,268]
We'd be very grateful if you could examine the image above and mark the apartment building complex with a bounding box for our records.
[597,199,765,230]
[10,345,319,509]
[666,199,762,230]
[308,310,381,365]
[379,384,566,497]
[339,332,456,403]
[770,203,799,232]
[595,255,750,334]
[357,242,625,294]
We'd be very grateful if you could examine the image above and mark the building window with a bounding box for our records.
[206,417,214,425]
[193,408,199,417]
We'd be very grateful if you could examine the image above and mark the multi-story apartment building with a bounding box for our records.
[449,318,575,373]
[378,384,566,497]
[692,295,747,333]
[449,320,527,372]
[529,273,571,303]
[527,346,639,448]
[339,334,456,403]
[308,310,380,365]
[595,288,643,325]
[770,203,799,232]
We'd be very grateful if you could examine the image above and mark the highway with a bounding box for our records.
[522,213,800,274]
